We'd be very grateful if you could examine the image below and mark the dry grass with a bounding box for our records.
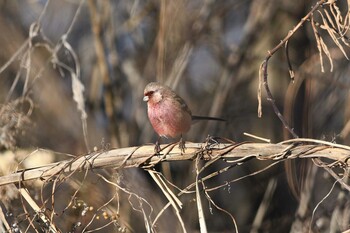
[0,0,350,232]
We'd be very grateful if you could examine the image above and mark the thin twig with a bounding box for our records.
[195,155,207,233]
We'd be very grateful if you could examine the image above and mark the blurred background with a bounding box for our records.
[0,0,350,232]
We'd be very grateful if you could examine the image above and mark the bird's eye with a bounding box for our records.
[146,91,154,96]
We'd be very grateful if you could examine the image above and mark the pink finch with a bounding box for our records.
[143,82,224,152]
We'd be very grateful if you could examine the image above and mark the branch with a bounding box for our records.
[1,139,350,187]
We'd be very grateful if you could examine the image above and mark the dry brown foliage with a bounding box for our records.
[0,0,350,232]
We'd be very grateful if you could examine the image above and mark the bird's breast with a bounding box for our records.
[147,100,191,138]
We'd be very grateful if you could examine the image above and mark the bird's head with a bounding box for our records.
[143,82,166,105]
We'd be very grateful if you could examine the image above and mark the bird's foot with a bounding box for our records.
[154,140,161,154]
[179,137,186,154]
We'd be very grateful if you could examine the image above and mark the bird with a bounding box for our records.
[143,82,225,152]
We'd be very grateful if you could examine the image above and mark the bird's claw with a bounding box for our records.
[179,137,186,154]
[154,140,161,154]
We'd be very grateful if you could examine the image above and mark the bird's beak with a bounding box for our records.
[143,96,149,102]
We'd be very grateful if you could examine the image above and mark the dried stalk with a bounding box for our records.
[1,139,350,187]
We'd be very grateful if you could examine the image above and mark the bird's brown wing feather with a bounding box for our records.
[172,94,192,116]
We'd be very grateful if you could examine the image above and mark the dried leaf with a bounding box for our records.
[319,10,349,60]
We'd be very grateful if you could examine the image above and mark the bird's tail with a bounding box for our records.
[192,115,226,122]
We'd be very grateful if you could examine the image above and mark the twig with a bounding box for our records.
[18,187,58,233]
[284,40,295,81]
[203,186,239,233]
[243,132,271,143]
[258,0,327,138]
[0,203,11,232]
[148,170,187,233]
[195,155,207,233]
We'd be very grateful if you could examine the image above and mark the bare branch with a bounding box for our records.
[1,139,350,187]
